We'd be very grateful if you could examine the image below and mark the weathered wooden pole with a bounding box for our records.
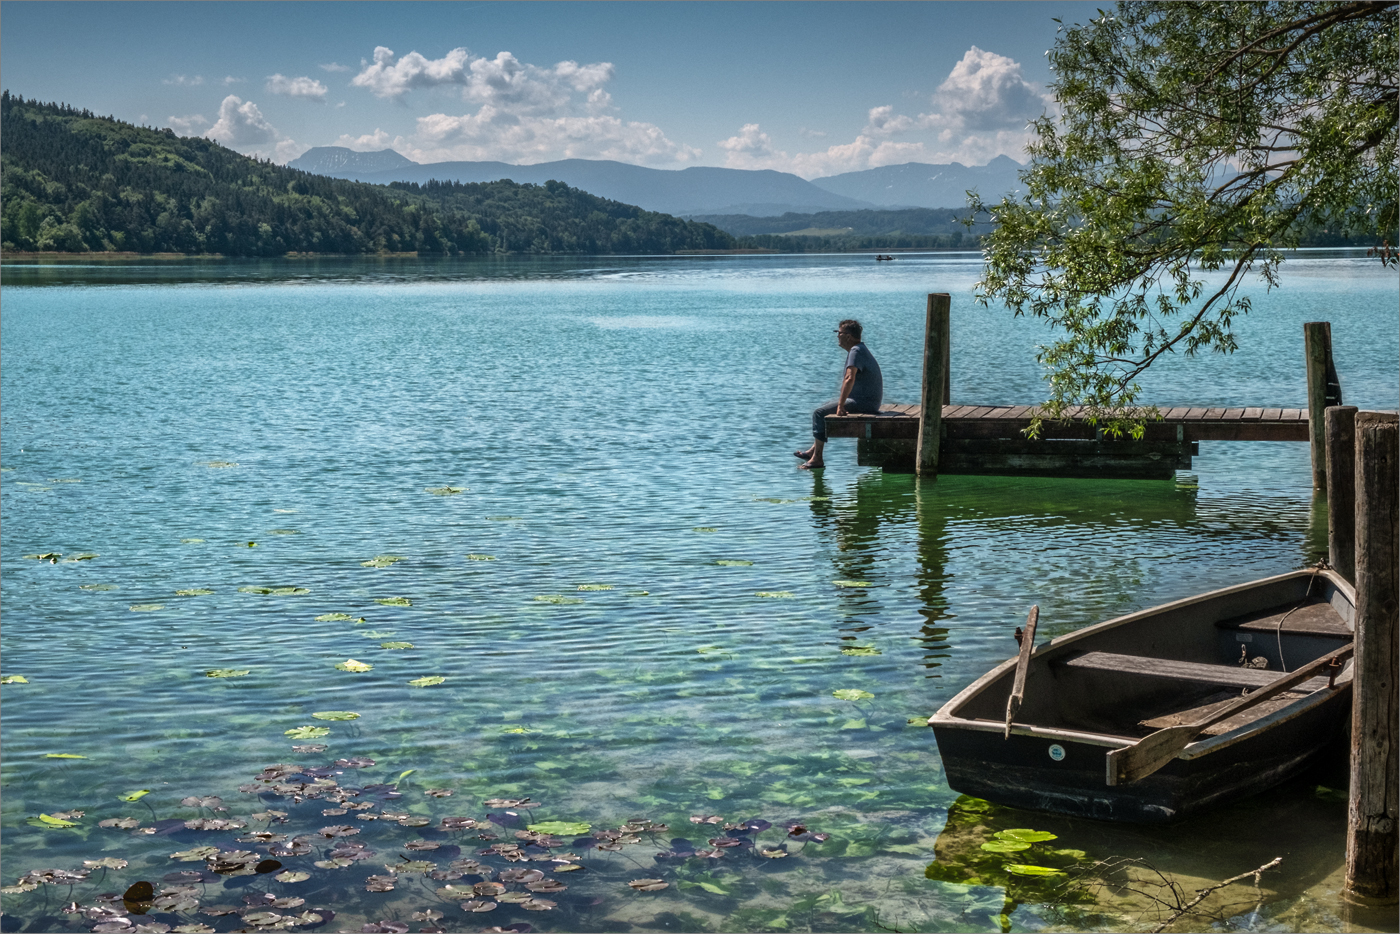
[1345,410,1398,904]
[916,293,950,477]
[1304,322,1341,489]
[1326,406,1359,582]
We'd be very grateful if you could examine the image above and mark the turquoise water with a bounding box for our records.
[2,252,1396,933]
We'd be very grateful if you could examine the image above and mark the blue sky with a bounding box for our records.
[1,1,1102,177]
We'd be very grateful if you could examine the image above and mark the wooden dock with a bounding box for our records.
[825,404,1309,478]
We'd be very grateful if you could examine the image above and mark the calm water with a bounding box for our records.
[2,252,1397,934]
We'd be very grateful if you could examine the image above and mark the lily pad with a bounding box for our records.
[408,676,446,687]
[692,527,718,533]
[996,829,1059,843]
[841,646,882,656]
[130,604,165,612]
[832,689,874,701]
[380,641,414,650]
[118,789,152,801]
[376,597,412,607]
[833,580,873,588]
[629,879,668,892]
[81,583,119,591]
[45,753,86,758]
[315,613,361,622]
[285,726,332,739]
[206,669,250,678]
[176,588,214,596]
[3,675,30,684]
[426,486,468,496]
[336,659,373,672]
[980,840,1032,853]
[64,553,100,562]
[534,595,584,605]
[84,858,129,870]
[755,591,795,598]
[362,555,403,568]
[201,461,238,468]
[311,711,360,721]
[716,559,753,567]
[577,584,613,591]
[36,812,80,827]
[466,554,496,561]
[527,821,591,836]
[274,871,310,883]
[1005,864,1066,876]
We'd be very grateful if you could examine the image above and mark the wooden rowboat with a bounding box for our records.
[928,568,1355,823]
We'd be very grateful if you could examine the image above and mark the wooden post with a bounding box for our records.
[916,294,950,477]
[1345,410,1398,904]
[1326,406,1359,582]
[1304,322,1336,489]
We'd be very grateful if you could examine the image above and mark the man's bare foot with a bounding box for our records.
[797,459,824,470]
[794,448,814,459]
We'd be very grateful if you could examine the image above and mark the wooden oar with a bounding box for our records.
[1003,605,1039,739]
[1106,643,1354,786]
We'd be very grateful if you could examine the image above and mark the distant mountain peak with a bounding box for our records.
[290,147,417,174]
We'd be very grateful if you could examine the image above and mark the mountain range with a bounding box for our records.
[288,148,1027,217]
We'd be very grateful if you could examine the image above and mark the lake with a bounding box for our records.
[2,251,1397,933]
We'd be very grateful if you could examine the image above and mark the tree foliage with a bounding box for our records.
[972,1,1398,434]
[0,93,734,257]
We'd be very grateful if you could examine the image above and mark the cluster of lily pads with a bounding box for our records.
[3,752,837,934]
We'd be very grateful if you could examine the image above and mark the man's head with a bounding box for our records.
[836,319,862,349]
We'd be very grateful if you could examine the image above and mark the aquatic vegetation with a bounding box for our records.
[408,676,446,687]
[177,588,215,596]
[361,555,403,568]
[692,526,718,532]
[238,586,310,595]
[755,591,795,598]
[80,583,119,591]
[832,689,874,701]
[832,579,873,588]
[129,603,165,612]
[380,642,414,650]
[285,726,332,739]
[577,584,613,591]
[841,645,881,656]
[315,613,364,622]
[375,597,411,606]
[200,461,238,468]
[205,669,250,679]
[534,595,584,605]
[465,554,496,561]
[2,675,29,684]
[425,486,468,496]
[270,528,299,535]
[335,659,373,672]
[310,711,360,721]
[715,559,753,567]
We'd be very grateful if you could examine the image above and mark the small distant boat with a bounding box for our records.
[875,254,895,261]
[928,567,1354,823]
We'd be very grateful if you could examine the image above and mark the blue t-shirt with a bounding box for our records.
[844,342,883,409]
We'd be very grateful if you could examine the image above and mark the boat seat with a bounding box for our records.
[1059,652,1330,692]
[1217,601,1351,638]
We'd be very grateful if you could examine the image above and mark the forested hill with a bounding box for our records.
[0,93,735,256]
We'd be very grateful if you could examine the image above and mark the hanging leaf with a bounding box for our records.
[176,588,214,596]
[206,669,250,678]
[311,711,360,721]
[380,642,414,650]
[832,689,874,701]
[376,597,411,607]
[285,726,332,739]
[408,676,446,687]
[336,659,373,672]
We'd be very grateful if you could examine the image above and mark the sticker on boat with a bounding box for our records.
[1048,744,1066,762]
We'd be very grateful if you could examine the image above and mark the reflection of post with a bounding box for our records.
[1345,411,1398,904]
[914,471,953,681]
[1326,406,1358,582]
[917,294,950,478]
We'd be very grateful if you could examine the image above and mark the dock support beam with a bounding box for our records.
[1304,321,1343,489]
[916,293,950,477]
[1326,406,1359,582]
[1345,410,1398,905]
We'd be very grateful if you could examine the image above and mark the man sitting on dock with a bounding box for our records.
[796,319,883,470]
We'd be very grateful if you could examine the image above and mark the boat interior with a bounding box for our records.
[949,573,1355,740]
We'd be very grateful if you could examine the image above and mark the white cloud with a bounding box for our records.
[718,47,1052,177]
[333,128,395,151]
[163,74,204,87]
[222,76,244,86]
[167,114,209,137]
[204,95,305,163]
[348,45,696,165]
[320,62,351,73]
[266,74,329,101]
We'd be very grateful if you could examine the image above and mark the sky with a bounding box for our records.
[1,1,1104,179]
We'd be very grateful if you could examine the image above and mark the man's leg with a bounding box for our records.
[800,401,841,469]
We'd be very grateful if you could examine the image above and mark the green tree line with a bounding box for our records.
[0,93,734,256]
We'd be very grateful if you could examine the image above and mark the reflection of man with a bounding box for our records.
[796,319,883,470]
